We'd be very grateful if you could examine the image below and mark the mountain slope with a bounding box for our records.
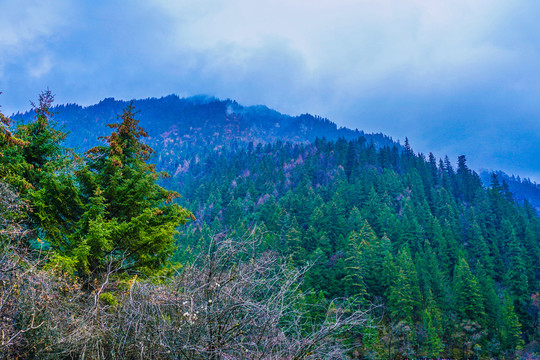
[169,135,540,358]
[481,169,540,214]
[11,95,540,358]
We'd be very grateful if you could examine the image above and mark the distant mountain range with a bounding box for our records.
[480,170,540,213]
[12,94,540,212]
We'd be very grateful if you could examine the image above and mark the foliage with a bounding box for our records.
[7,98,194,282]
[77,104,192,278]
[3,93,540,358]
[167,137,539,358]
[1,233,373,359]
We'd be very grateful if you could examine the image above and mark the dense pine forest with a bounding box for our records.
[2,92,540,359]
[169,135,540,358]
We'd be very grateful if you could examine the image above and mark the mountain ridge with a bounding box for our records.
[12,94,540,210]
[12,94,396,153]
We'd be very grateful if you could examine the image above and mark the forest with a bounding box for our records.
[1,91,539,359]
[169,135,540,359]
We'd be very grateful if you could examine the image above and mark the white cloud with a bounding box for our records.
[28,55,53,78]
[0,0,73,76]
[152,0,515,92]
[2,0,540,179]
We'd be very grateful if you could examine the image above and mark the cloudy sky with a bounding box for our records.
[1,0,540,181]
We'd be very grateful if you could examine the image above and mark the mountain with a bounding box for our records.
[12,94,395,155]
[480,170,540,214]
[14,95,540,214]
[10,95,540,358]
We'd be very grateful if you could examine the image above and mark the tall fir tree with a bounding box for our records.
[388,245,421,324]
[453,256,486,325]
[499,291,525,353]
[76,103,193,278]
[12,90,82,245]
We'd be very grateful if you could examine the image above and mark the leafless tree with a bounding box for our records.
[2,228,374,359]
[0,181,42,357]
[106,231,374,359]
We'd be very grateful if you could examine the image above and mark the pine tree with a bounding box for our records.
[466,216,492,274]
[421,290,444,357]
[347,206,363,233]
[476,262,500,338]
[358,220,388,298]
[417,240,448,311]
[504,224,529,302]
[11,90,83,245]
[388,245,421,324]
[500,291,524,352]
[285,216,305,266]
[381,243,397,300]
[16,90,68,187]
[344,230,368,298]
[453,256,485,324]
[76,103,193,277]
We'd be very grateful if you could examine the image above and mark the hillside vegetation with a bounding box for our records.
[171,137,540,358]
[3,92,540,359]
[0,92,371,359]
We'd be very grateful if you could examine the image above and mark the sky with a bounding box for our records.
[1,0,540,181]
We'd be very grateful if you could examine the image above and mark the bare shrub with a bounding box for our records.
[0,182,33,357]
[0,181,94,359]
[106,232,373,359]
[4,231,373,359]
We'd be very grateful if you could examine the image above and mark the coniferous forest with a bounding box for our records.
[1,92,539,359]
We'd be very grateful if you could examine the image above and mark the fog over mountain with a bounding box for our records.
[2,1,540,182]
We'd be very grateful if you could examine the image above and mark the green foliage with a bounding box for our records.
[500,291,525,352]
[344,230,368,298]
[1,95,193,284]
[388,245,421,324]
[4,93,539,358]
[2,91,83,248]
[164,137,540,358]
[99,292,119,307]
[453,256,486,324]
[420,291,444,357]
[74,104,193,278]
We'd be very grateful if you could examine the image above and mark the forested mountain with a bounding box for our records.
[481,170,540,214]
[4,94,540,359]
[12,94,395,155]
[170,138,540,358]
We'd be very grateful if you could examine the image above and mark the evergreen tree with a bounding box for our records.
[504,224,529,303]
[76,103,193,278]
[500,291,524,352]
[358,220,388,298]
[466,216,492,274]
[420,290,444,357]
[417,240,448,311]
[344,230,367,298]
[453,256,485,324]
[285,216,305,266]
[476,262,500,338]
[11,90,82,245]
[16,90,68,187]
[388,245,421,324]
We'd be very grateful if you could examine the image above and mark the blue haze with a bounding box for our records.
[1,1,540,181]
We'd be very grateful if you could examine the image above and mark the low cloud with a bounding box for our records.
[1,0,540,180]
